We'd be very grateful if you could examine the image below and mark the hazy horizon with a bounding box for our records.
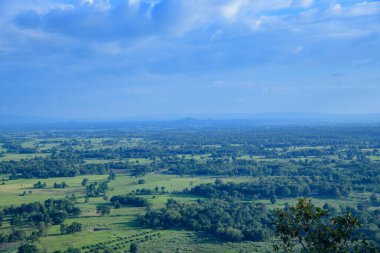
[1,0,379,119]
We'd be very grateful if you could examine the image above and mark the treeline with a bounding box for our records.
[142,198,274,242]
[181,178,351,200]
[0,157,142,179]
[166,158,379,194]
[0,157,94,179]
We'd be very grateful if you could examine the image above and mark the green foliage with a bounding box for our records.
[54,182,68,188]
[81,178,89,186]
[1,125,380,252]
[33,181,46,189]
[130,242,138,253]
[96,205,111,216]
[64,247,81,253]
[142,198,273,242]
[86,181,108,197]
[274,199,378,253]
[183,177,350,200]
[18,243,39,253]
[110,195,149,207]
[107,172,116,181]
[60,222,83,235]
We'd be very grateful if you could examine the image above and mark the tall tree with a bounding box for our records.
[273,199,377,253]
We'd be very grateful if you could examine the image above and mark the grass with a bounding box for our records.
[2,170,366,253]
[0,171,370,253]
[0,153,49,161]
[0,172,261,253]
[0,136,374,253]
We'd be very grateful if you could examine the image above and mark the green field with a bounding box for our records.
[0,172,275,252]
[0,127,379,252]
[0,171,369,253]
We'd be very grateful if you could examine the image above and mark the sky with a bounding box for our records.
[0,0,379,119]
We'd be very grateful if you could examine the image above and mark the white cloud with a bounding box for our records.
[81,0,94,5]
[327,3,343,15]
[326,1,380,17]
[129,0,139,5]
[347,1,380,16]
[250,19,262,30]
[80,0,110,10]
[292,0,314,8]
[221,0,248,20]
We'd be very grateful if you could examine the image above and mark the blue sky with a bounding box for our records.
[0,0,379,119]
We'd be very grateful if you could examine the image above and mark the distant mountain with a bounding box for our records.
[1,113,380,129]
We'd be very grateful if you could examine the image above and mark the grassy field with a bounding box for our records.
[0,171,367,253]
[0,172,272,253]
[0,131,378,253]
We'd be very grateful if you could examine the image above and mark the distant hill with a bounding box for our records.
[1,113,380,130]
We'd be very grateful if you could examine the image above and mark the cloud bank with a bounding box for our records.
[0,0,379,118]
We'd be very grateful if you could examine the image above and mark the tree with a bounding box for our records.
[130,243,138,253]
[33,181,46,189]
[0,211,4,227]
[270,195,277,204]
[273,198,376,253]
[215,178,223,185]
[61,222,82,234]
[81,178,89,186]
[370,193,378,205]
[60,224,66,235]
[221,227,244,241]
[64,247,81,253]
[96,205,111,216]
[18,243,39,253]
[108,172,116,181]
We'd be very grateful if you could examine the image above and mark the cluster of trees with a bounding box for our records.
[54,182,68,188]
[110,195,149,208]
[2,199,80,225]
[33,181,46,189]
[60,222,83,235]
[86,181,108,197]
[341,204,380,246]
[0,228,44,244]
[0,140,38,154]
[142,198,274,242]
[0,199,80,243]
[96,205,111,216]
